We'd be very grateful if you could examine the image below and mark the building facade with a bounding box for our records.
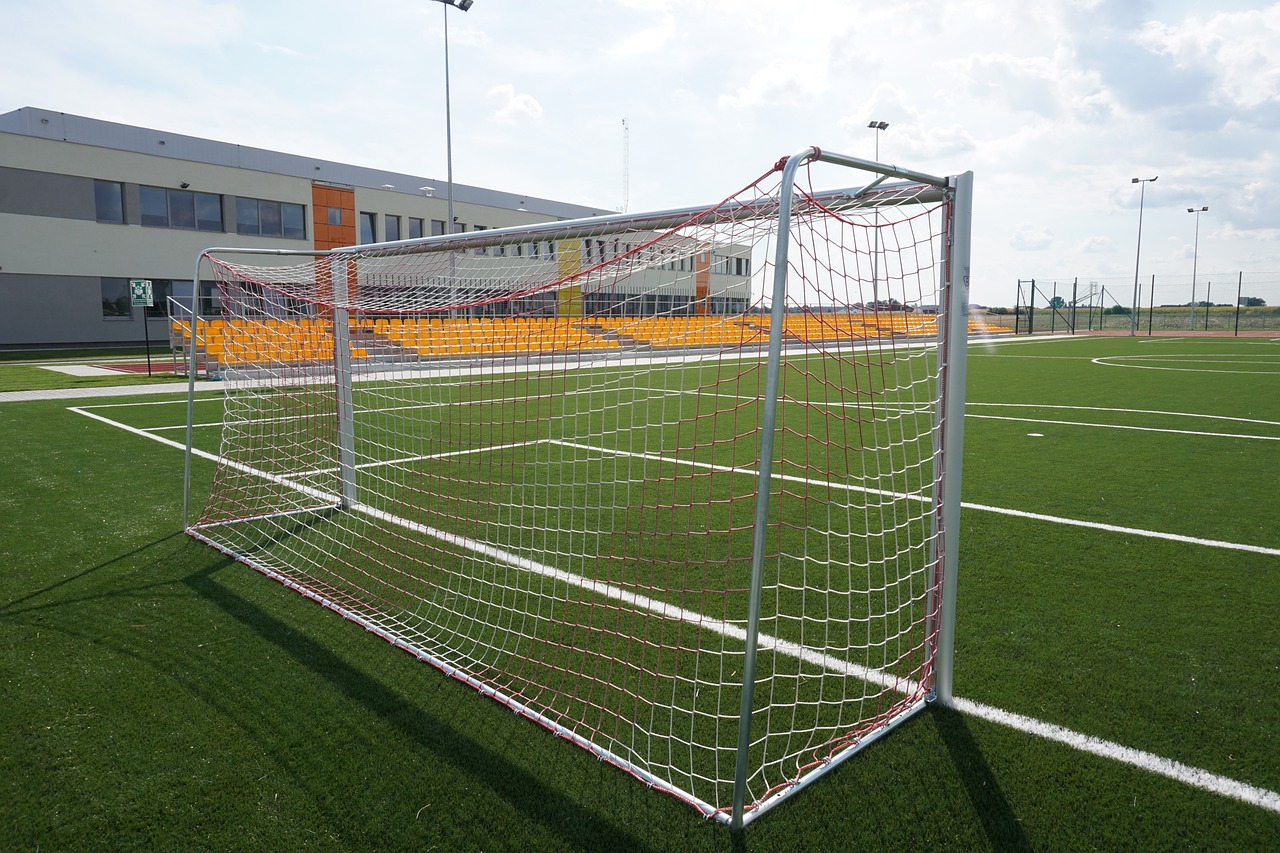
[0,106,617,348]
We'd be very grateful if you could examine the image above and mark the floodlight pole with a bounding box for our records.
[1188,206,1208,331]
[868,121,889,306]
[1130,176,1157,337]
[432,0,472,235]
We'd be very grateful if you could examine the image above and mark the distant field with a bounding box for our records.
[2,333,1278,850]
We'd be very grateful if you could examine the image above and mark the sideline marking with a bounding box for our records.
[71,403,1280,813]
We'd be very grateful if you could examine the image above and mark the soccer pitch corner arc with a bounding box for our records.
[182,146,972,828]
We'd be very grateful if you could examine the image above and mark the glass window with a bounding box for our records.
[385,215,401,242]
[360,212,376,243]
[94,180,125,223]
[235,197,305,239]
[139,186,222,231]
[452,221,466,234]
[100,279,132,319]
[327,206,343,226]
[408,217,424,239]
[168,190,196,230]
[140,186,168,227]
[236,198,259,235]
[283,203,305,239]
[196,193,223,232]
[431,219,446,237]
[144,280,174,318]
[258,200,283,238]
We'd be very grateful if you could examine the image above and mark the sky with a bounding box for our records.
[3,0,1280,308]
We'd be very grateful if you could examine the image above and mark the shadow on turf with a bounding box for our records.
[0,531,190,618]
[183,561,672,851]
[933,705,1033,852]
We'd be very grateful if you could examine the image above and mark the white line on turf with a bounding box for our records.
[967,413,1280,441]
[69,403,1280,814]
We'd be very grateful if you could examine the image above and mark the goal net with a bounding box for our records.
[184,148,971,828]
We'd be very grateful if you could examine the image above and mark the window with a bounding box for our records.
[100,279,132,319]
[94,180,125,223]
[195,193,223,231]
[236,197,306,239]
[385,215,401,242]
[141,186,222,231]
[408,217,424,239]
[144,280,175,318]
[327,206,343,226]
[141,186,168,227]
[360,211,376,243]
[431,220,446,237]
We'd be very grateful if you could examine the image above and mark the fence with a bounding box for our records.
[983,273,1280,334]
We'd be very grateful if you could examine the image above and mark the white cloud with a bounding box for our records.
[488,85,543,124]
[1078,235,1116,254]
[1137,8,1280,110]
[718,59,827,110]
[1011,226,1054,252]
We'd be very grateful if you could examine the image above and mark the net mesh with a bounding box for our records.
[186,159,960,821]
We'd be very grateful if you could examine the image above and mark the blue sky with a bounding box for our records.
[4,0,1279,306]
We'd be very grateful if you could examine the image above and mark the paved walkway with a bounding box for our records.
[0,380,222,404]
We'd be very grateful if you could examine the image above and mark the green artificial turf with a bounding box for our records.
[3,335,1279,850]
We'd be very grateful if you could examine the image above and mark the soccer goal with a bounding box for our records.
[183,147,972,829]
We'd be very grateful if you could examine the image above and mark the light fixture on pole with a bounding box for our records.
[431,0,473,236]
[1129,175,1157,336]
[868,121,889,307]
[1187,205,1208,330]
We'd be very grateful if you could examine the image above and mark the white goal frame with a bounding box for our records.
[182,146,972,829]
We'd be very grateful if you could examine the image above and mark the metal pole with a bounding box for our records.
[1204,282,1212,332]
[1189,208,1204,330]
[182,253,206,530]
[1028,282,1035,335]
[443,3,456,235]
[867,121,889,307]
[1050,281,1057,334]
[143,305,153,376]
[332,261,358,507]
[1235,271,1243,336]
[1071,279,1078,334]
[1148,275,1155,335]
[731,146,814,832]
[930,169,973,707]
[1130,176,1156,336]
[1014,282,1023,335]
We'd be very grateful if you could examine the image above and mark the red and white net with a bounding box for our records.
[188,158,961,823]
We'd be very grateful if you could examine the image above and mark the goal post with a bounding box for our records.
[184,147,972,827]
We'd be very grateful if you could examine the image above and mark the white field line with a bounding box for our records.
[345,502,1280,815]
[1092,354,1280,375]
[948,698,1280,814]
[967,402,1280,429]
[70,403,1280,814]
[967,413,1280,442]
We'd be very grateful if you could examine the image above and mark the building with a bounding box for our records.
[0,106,617,348]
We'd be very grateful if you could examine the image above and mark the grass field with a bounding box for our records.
[2,333,1279,850]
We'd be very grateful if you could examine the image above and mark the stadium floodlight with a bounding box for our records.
[868,121,890,305]
[184,147,972,831]
[1130,176,1157,336]
[430,0,473,235]
[1188,206,1209,329]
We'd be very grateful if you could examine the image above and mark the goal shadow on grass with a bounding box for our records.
[931,705,1033,852]
[181,559,683,850]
